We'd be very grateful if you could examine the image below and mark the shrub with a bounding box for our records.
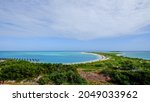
[37,76,51,85]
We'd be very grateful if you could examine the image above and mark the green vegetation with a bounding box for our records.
[0,60,86,85]
[0,52,150,85]
[74,52,150,85]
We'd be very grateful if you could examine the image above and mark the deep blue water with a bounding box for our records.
[121,51,150,60]
[0,51,102,64]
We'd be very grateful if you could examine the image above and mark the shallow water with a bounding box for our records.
[121,51,150,60]
[0,51,102,64]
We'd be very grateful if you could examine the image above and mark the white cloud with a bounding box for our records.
[0,0,150,40]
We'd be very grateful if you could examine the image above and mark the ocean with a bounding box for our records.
[0,51,102,64]
[121,51,150,60]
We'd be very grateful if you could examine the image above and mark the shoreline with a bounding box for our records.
[64,52,108,65]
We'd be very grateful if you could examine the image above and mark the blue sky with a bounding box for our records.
[0,0,150,51]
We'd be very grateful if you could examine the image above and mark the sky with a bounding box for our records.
[0,0,150,51]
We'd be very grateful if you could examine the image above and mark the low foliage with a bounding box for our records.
[0,60,86,85]
[74,52,150,85]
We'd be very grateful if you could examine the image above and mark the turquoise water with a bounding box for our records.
[0,51,102,64]
[121,51,150,60]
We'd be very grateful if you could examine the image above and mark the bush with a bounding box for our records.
[37,76,51,85]
[0,65,38,81]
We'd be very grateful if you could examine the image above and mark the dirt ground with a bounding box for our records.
[78,69,111,85]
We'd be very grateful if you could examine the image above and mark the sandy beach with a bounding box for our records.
[65,52,108,65]
[0,60,5,62]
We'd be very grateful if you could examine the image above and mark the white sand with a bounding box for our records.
[65,52,108,65]
[0,60,5,62]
